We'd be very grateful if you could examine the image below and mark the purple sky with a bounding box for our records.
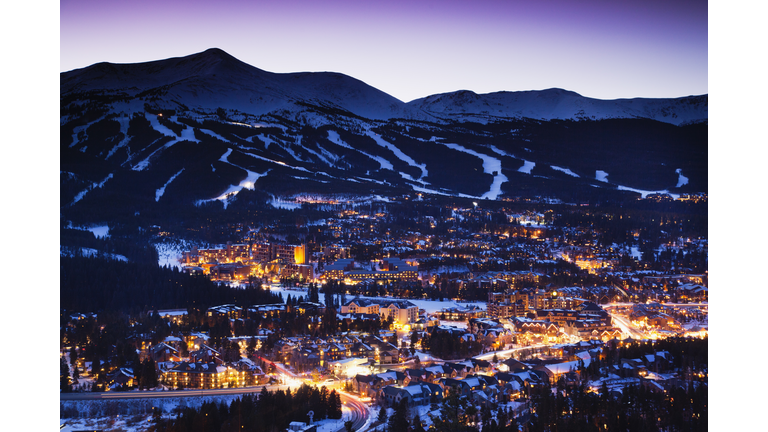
[60,0,707,102]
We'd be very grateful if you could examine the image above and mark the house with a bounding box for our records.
[378,382,443,407]
[107,368,135,388]
[328,357,368,378]
[440,376,484,397]
[164,361,228,389]
[354,374,383,398]
[403,368,432,385]
[189,344,223,365]
[151,342,181,363]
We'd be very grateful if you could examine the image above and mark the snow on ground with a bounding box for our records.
[155,169,185,202]
[87,225,110,238]
[68,117,105,148]
[326,130,354,149]
[60,247,128,261]
[243,151,311,173]
[255,133,276,149]
[489,145,511,158]
[155,243,183,269]
[365,130,427,180]
[405,298,487,315]
[271,196,303,209]
[675,168,689,187]
[410,184,452,197]
[518,160,535,174]
[595,170,609,182]
[359,149,394,170]
[263,285,486,317]
[197,148,271,209]
[437,142,508,200]
[61,398,354,432]
[616,185,680,199]
[200,129,230,142]
[551,165,580,177]
[71,174,114,205]
[199,168,270,209]
[132,114,200,171]
[105,115,132,160]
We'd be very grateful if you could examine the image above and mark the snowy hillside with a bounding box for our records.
[60,48,707,218]
[62,48,706,126]
[61,48,412,122]
[407,89,707,126]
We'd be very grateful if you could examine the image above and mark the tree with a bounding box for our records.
[378,406,387,424]
[413,413,426,432]
[329,390,343,419]
[388,399,410,432]
[60,357,72,393]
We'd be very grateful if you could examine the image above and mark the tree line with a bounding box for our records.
[60,255,280,314]
[154,384,342,432]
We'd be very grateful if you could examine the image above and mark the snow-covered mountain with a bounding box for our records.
[407,88,707,126]
[60,48,707,221]
[61,48,412,122]
[62,48,706,125]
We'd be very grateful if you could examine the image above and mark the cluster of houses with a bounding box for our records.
[275,332,406,372]
[350,337,691,418]
[181,241,312,282]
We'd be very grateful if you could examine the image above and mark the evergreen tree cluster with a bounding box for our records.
[421,330,483,360]
[60,255,280,314]
[155,384,342,432]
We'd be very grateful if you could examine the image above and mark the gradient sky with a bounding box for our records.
[60,0,707,103]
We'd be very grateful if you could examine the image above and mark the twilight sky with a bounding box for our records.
[60,0,707,103]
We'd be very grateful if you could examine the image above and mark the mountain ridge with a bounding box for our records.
[60,48,707,222]
[61,48,706,125]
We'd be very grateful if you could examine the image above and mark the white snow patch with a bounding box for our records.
[200,129,230,142]
[616,185,680,199]
[596,170,610,182]
[88,225,110,238]
[155,169,185,202]
[203,169,270,209]
[358,150,394,171]
[220,148,233,163]
[132,114,199,171]
[71,174,113,205]
[551,165,580,177]
[105,115,132,160]
[327,130,395,171]
[242,152,311,173]
[326,130,354,149]
[270,196,303,210]
[518,160,535,174]
[365,130,428,180]
[437,142,508,200]
[675,168,689,187]
[155,243,182,269]
[61,246,127,261]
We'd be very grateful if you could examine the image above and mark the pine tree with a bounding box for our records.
[60,357,72,393]
[378,406,387,424]
[388,399,410,432]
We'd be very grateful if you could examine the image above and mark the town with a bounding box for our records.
[60,193,708,432]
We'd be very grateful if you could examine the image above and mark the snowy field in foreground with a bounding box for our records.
[61,397,354,432]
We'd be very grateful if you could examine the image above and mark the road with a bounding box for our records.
[61,379,372,431]
[60,384,292,401]
[473,343,547,361]
[607,311,646,339]
[337,391,371,432]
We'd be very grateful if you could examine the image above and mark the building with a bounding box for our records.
[323,258,418,283]
[487,290,529,318]
[163,362,228,389]
[341,299,381,315]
